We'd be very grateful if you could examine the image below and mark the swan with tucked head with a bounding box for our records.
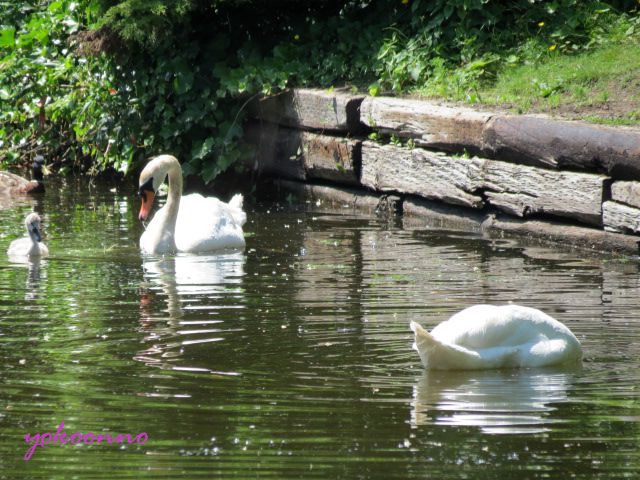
[7,212,49,257]
[138,154,246,254]
[410,304,582,370]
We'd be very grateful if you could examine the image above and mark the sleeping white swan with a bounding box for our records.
[7,212,49,257]
[138,154,246,254]
[410,304,582,370]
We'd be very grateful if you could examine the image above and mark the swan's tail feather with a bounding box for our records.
[410,321,437,351]
[229,193,243,210]
[411,320,480,370]
[227,194,247,226]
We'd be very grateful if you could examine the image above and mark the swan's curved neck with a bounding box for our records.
[28,230,38,245]
[164,160,183,225]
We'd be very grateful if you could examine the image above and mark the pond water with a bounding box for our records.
[1,178,640,479]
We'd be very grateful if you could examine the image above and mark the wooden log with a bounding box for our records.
[361,142,485,209]
[248,89,365,132]
[362,142,605,225]
[360,97,492,154]
[484,115,640,178]
[602,200,640,234]
[298,132,360,186]
[483,214,640,256]
[481,160,607,226]
[611,181,640,209]
[274,179,401,216]
[403,196,485,232]
[404,199,640,255]
[244,124,360,184]
[243,122,306,180]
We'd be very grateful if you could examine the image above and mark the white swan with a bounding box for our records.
[410,304,582,370]
[138,155,246,254]
[7,212,49,257]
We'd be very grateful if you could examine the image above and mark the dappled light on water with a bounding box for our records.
[1,180,640,478]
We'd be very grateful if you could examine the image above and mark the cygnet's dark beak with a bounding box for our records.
[32,226,42,242]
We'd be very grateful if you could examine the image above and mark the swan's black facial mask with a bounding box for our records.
[138,177,157,223]
[138,177,154,202]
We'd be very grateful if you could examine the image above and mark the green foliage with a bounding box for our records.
[0,0,109,168]
[1,0,639,181]
[0,0,256,178]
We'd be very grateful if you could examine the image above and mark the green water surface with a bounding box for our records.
[1,179,639,479]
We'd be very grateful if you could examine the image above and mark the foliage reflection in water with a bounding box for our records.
[0,179,640,478]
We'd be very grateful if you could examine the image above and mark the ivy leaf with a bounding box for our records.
[201,162,219,183]
[182,161,197,178]
[173,69,194,95]
[48,1,63,13]
[0,27,15,48]
[191,137,215,161]
[217,149,238,172]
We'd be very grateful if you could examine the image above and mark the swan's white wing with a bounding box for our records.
[432,305,572,348]
[7,237,29,256]
[7,237,47,257]
[174,193,246,253]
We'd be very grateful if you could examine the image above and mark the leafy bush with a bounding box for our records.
[0,1,92,167]
[1,0,638,180]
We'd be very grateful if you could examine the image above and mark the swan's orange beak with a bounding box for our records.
[139,191,155,221]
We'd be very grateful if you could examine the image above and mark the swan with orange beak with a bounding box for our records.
[137,155,246,255]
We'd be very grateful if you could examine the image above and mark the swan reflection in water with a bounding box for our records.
[7,256,45,301]
[136,252,245,372]
[411,367,580,434]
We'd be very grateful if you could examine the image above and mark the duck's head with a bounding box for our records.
[32,155,45,182]
[25,212,43,242]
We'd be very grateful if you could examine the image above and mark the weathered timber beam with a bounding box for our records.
[403,196,485,232]
[603,200,640,234]
[611,181,640,209]
[275,179,640,255]
[274,179,401,216]
[359,95,640,179]
[480,159,606,226]
[483,214,640,256]
[361,142,607,225]
[483,116,640,177]
[361,142,485,209]
[244,123,360,185]
[360,97,491,154]
[248,89,365,132]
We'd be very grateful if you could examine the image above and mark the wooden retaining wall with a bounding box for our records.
[244,89,640,254]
